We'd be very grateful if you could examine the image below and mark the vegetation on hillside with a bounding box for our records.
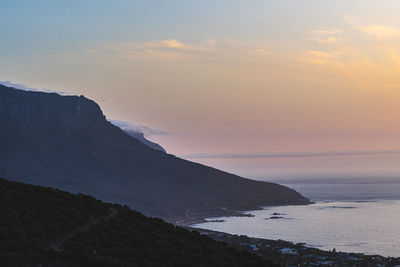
[0,178,278,267]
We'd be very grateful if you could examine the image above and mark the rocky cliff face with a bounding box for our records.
[0,85,310,222]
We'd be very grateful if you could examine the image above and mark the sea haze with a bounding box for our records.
[187,153,400,180]
[277,177,400,202]
[192,177,400,257]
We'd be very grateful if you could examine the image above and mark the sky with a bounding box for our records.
[2,0,400,179]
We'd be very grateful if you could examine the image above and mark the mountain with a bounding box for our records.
[0,85,310,222]
[108,120,166,152]
[0,178,278,267]
[122,130,166,152]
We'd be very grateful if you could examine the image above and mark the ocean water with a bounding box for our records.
[192,180,400,257]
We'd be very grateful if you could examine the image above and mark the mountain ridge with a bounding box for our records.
[0,84,310,222]
[123,130,166,152]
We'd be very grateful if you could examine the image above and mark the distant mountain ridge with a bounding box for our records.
[0,85,310,222]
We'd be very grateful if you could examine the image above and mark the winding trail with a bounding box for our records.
[49,207,119,252]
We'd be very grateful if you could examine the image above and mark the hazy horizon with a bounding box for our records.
[3,81,400,181]
[183,153,400,181]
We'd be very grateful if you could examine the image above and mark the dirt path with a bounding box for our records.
[49,207,118,252]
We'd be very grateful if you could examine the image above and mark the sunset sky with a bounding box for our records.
[2,1,400,178]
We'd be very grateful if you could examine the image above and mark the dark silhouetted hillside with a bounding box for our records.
[123,130,166,152]
[0,85,309,222]
[108,119,167,152]
[0,178,279,267]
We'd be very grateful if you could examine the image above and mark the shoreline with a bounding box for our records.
[174,201,313,227]
[177,200,400,260]
[175,208,261,227]
[186,227,400,266]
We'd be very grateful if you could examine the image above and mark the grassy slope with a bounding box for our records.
[0,178,278,267]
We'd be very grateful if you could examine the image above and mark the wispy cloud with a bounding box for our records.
[306,50,341,64]
[149,39,188,49]
[307,50,340,59]
[0,81,67,95]
[312,29,342,35]
[358,24,400,41]
[256,48,271,56]
[181,150,400,159]
[311,36,340,44]
[82,38,275,63]
[310,28,342,44]
[106,39,215,60]
[108,119,169,137]
[345,17,400,41]
[206,39,217,46]
[301,43,400,90]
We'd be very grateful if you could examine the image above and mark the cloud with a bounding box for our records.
[108,119,169,137]
[0,81,67,95]
[206,39,216,46]
[256,48,271,56]
[310,28,342,44]
[306,50,341,64]
[91,39,276,63]
[106,39,216,60]
[311,36,340,44]
[301,43,400,90]
[307,50,339,59]
[345,17,400,41]
[145,39,188,49]
[181,150,400,159]
[312,29,342,35]
[358,24,400,41]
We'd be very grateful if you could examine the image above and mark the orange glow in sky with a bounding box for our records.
[2,1,400,177]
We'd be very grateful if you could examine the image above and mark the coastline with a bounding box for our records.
[186,227,400,266]
[175,208,261,227]
[174,201,312,227]
[182,199,400,265]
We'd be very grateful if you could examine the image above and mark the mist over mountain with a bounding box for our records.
[0,80,67,95]
[109,120,166,152]
[123,130,166,152]
[0,84,309,222]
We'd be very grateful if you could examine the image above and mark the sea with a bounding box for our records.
[191,178,400,257]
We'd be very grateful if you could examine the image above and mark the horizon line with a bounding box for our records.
[180,149,400,159]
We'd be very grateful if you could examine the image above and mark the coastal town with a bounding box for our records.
[192,228,400,267]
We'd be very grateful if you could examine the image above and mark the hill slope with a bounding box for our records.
[0,85,309,222]
[122,130,166,152]
[0,178,278,267]
[108,119,166,152]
